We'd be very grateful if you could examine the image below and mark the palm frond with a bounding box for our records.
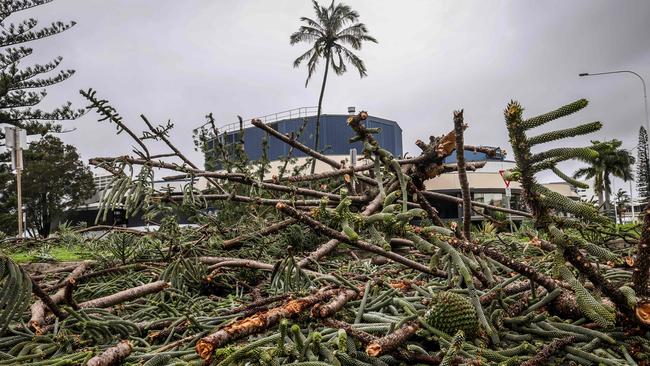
[337,23,368,38]
[299,16,325,32]
[304,45,322,86]
[293,47,316,68]
[330,47,346,75]
[340,45,367,77]
[573,167,596,179]
[289,27,323,45]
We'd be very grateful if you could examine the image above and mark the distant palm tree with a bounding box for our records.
[574,139,635,217]
[290,0,377,173]
[613,188,630,224]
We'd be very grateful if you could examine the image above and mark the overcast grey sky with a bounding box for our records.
[21,0,650,188]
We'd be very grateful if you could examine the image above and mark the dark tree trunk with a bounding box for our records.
[453,110,471,240]
[39,193,50,237]
[632,202,650,296]
[311,52,331,174]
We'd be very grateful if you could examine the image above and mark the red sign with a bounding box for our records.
[499,170,511,188]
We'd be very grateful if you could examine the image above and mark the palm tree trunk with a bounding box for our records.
[618,205,623,224]
[310,52,331,175]
[604,189,613,220]
[603,173,614,220]
[595,174,604,210]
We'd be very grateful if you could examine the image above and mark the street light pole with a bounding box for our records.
[579,70,650,221]
[579,70,649,149]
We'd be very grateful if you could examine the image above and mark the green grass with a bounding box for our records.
[8,246,91,263]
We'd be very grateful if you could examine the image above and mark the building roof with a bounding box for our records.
[424,171,522,191]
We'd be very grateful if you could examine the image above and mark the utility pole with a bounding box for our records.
[5,126,26,238]
[16,128,23,238]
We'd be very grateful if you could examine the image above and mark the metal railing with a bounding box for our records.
[216,106,318,135]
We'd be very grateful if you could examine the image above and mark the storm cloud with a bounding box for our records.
[23,0,650,188]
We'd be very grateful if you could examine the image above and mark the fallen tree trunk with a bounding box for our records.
[29,278,67,321]
[86,340,133,366]
[312,288,359,318]
[520,336,576,366]
[632,202,650,297]
[365,322,420,357]
[78,280,169,309]
[195,288,340,361]
[322,318,445,365]
[29,261,90,332]
[453,109,472,240]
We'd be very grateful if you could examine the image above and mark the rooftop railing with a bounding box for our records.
[200,107,319,135]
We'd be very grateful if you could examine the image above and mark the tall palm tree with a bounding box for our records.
[613,188,630,224]
[574,139,635,217]
[290,0,377,173]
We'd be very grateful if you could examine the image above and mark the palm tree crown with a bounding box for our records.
[290,0,377,86]
[574,139,635,213]
[290,0,376,174]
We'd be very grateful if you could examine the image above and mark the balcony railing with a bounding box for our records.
[216,106,318,135]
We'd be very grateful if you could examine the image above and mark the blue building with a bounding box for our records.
[204,107,402,167]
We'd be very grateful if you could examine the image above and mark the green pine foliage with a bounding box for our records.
[0,0,83,135]
[520,99,588,131]
[0,255,32,333]
[527,121,602,146]
[503,99,636,325]
[424,291,479,339]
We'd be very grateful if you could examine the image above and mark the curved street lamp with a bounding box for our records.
[579,70,650,221]
[579,70,649,146]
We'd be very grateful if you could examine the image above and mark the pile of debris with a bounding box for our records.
[1,94,649,365]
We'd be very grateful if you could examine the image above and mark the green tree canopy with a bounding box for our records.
[0,0,83,137]
[574,139,635,215]
[0,135,95,237]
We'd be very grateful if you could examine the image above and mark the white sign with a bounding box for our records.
[4,127,26,170]
[4,127,27,149]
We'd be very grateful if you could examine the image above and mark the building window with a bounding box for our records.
[473,192,527,216]
[473,193,505,213]
[430,195,462,219]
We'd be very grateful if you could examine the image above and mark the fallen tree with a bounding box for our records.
[0,95,648,365]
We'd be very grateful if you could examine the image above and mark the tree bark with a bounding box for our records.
[632,202,650,296]
[195,288,340,361]
[365,322,419,357]
[78,280,169,309]
[453,110,471,239]
[311,51,331,174]
[312,288,359,318]
[520,336,576,366]
[86,340,132,366]
[323,319,443,365]
[29,261,90,332]
[596,173,605,210]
